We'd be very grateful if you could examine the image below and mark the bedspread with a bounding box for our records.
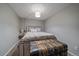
[30,39,68,56]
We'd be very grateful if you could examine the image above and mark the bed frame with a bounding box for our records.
[18,26,68,56]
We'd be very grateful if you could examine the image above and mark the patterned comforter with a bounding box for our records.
[30,39,68,56]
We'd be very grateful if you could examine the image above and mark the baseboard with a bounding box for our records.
[3,40,20,56]
[68,51,77,56]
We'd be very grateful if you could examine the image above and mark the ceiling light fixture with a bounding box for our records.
[35,11,40,17]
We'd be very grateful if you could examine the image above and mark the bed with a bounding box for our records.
[19,26,68,56]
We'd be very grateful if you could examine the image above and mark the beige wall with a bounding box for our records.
[0,4,20,55]
[45,4,79,55]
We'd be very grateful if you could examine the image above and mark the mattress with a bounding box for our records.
[22,32,55,41]
[30,39,68,56]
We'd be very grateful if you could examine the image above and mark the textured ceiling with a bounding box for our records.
[9,3,71,20]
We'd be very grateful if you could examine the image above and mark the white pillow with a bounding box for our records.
[29,27,41,32]
[37,28,41,32]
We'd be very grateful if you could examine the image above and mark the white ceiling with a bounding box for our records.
[9,3,71,20]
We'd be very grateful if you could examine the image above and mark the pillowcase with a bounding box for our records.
[29,27,41,32]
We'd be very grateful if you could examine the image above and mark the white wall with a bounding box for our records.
[0,4,20,55]
[20,19,44,31]
[45,4,79,55]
